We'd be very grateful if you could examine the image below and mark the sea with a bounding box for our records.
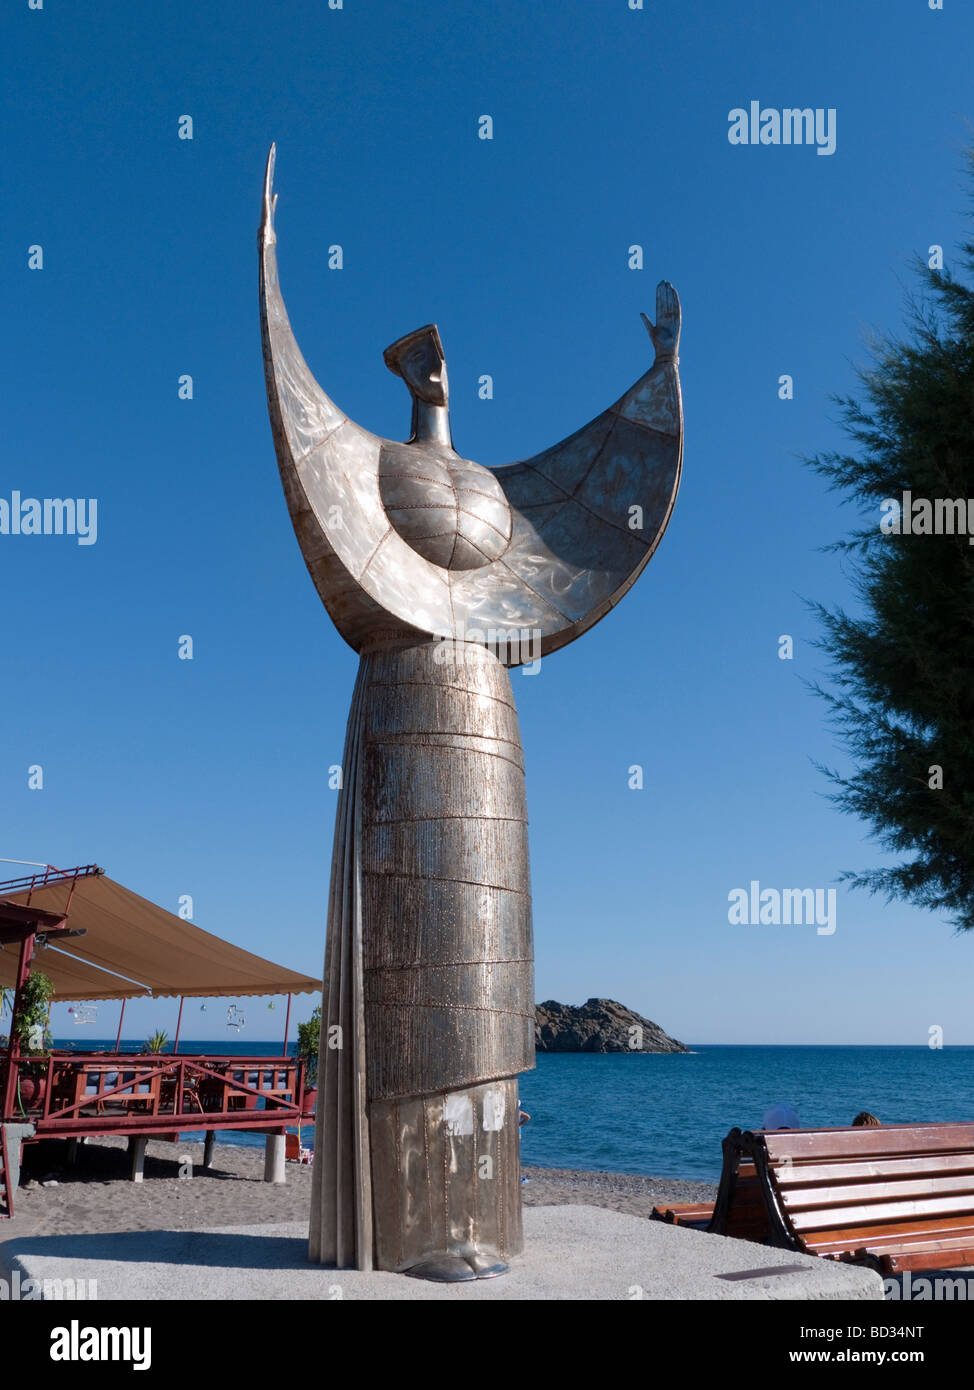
[52,1039,974,1183]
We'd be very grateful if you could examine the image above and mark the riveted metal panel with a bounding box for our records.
[359,642,534,1101]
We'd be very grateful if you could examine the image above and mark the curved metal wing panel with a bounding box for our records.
[469,286,683,658]
[259,147,455,650]
[260,148,683,663]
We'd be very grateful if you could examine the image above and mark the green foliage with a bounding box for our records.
[142,1030,170,1054]
[296,1005,321,1085]
[14,969,55,1054]
[807,150,974,930]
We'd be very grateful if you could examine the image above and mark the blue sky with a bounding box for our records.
[3,0,973,1045]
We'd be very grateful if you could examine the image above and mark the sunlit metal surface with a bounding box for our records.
[259,145,683,1278]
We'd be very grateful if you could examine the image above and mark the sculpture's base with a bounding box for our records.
[403,1249,508,1282]
[0,1207,885,1301]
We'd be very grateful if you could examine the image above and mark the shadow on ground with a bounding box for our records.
[2,1228,315,1271]
[19,1138,238,1185]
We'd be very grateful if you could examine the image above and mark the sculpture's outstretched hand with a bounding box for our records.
[640,280,681,364]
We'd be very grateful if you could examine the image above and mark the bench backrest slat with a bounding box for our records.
[789,1190,974,1233]
[763,1123,974,1163]
[773,1152,974,1186]
[783,1173,974,1212]
[802,1212,974,1252]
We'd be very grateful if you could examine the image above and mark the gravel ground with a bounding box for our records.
[4,1136,716,1237]
[520,1166,717,1220]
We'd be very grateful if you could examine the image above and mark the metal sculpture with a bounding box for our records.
[259,146,683,1280]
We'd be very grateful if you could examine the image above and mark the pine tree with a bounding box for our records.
[808,154,974,930]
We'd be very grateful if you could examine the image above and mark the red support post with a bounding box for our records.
[43,1054,53,1120]
[173,996,184,1055]
[114,998,127,1053]
[2,930,35,1121]
[283,993,292,1053]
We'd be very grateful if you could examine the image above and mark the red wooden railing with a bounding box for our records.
[1,1052,314,1138]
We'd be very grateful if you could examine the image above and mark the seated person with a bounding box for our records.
[761,1102,800,1130]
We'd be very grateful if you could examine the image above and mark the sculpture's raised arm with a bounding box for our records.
[473,282,683,658]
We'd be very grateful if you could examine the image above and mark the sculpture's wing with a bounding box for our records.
[448,282,683,659]
[261,146,682,664]
[259,145,456,650]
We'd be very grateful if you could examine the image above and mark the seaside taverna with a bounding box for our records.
[0,862,318,1199]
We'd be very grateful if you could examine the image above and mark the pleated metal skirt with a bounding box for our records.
[309,637,535,1271]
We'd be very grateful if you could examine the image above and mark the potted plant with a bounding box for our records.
[13,969,55,1108]
[142,1030,170,1054]
[296,1005,320,1111]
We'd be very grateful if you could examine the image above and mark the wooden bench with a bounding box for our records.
[691,1122,974,1274]
[652,1200,714,1230]
[652,1159,768,1239]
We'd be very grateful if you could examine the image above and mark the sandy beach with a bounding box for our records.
[4,1135,717,1239]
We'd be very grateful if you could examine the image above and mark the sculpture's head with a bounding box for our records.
[383,324,449,407]
[378,325,512,570]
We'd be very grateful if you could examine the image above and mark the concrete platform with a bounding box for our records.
[0,1205,883,1300]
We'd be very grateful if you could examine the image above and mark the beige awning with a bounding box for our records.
[0,939,151,1001]
[0,873,319,1002]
